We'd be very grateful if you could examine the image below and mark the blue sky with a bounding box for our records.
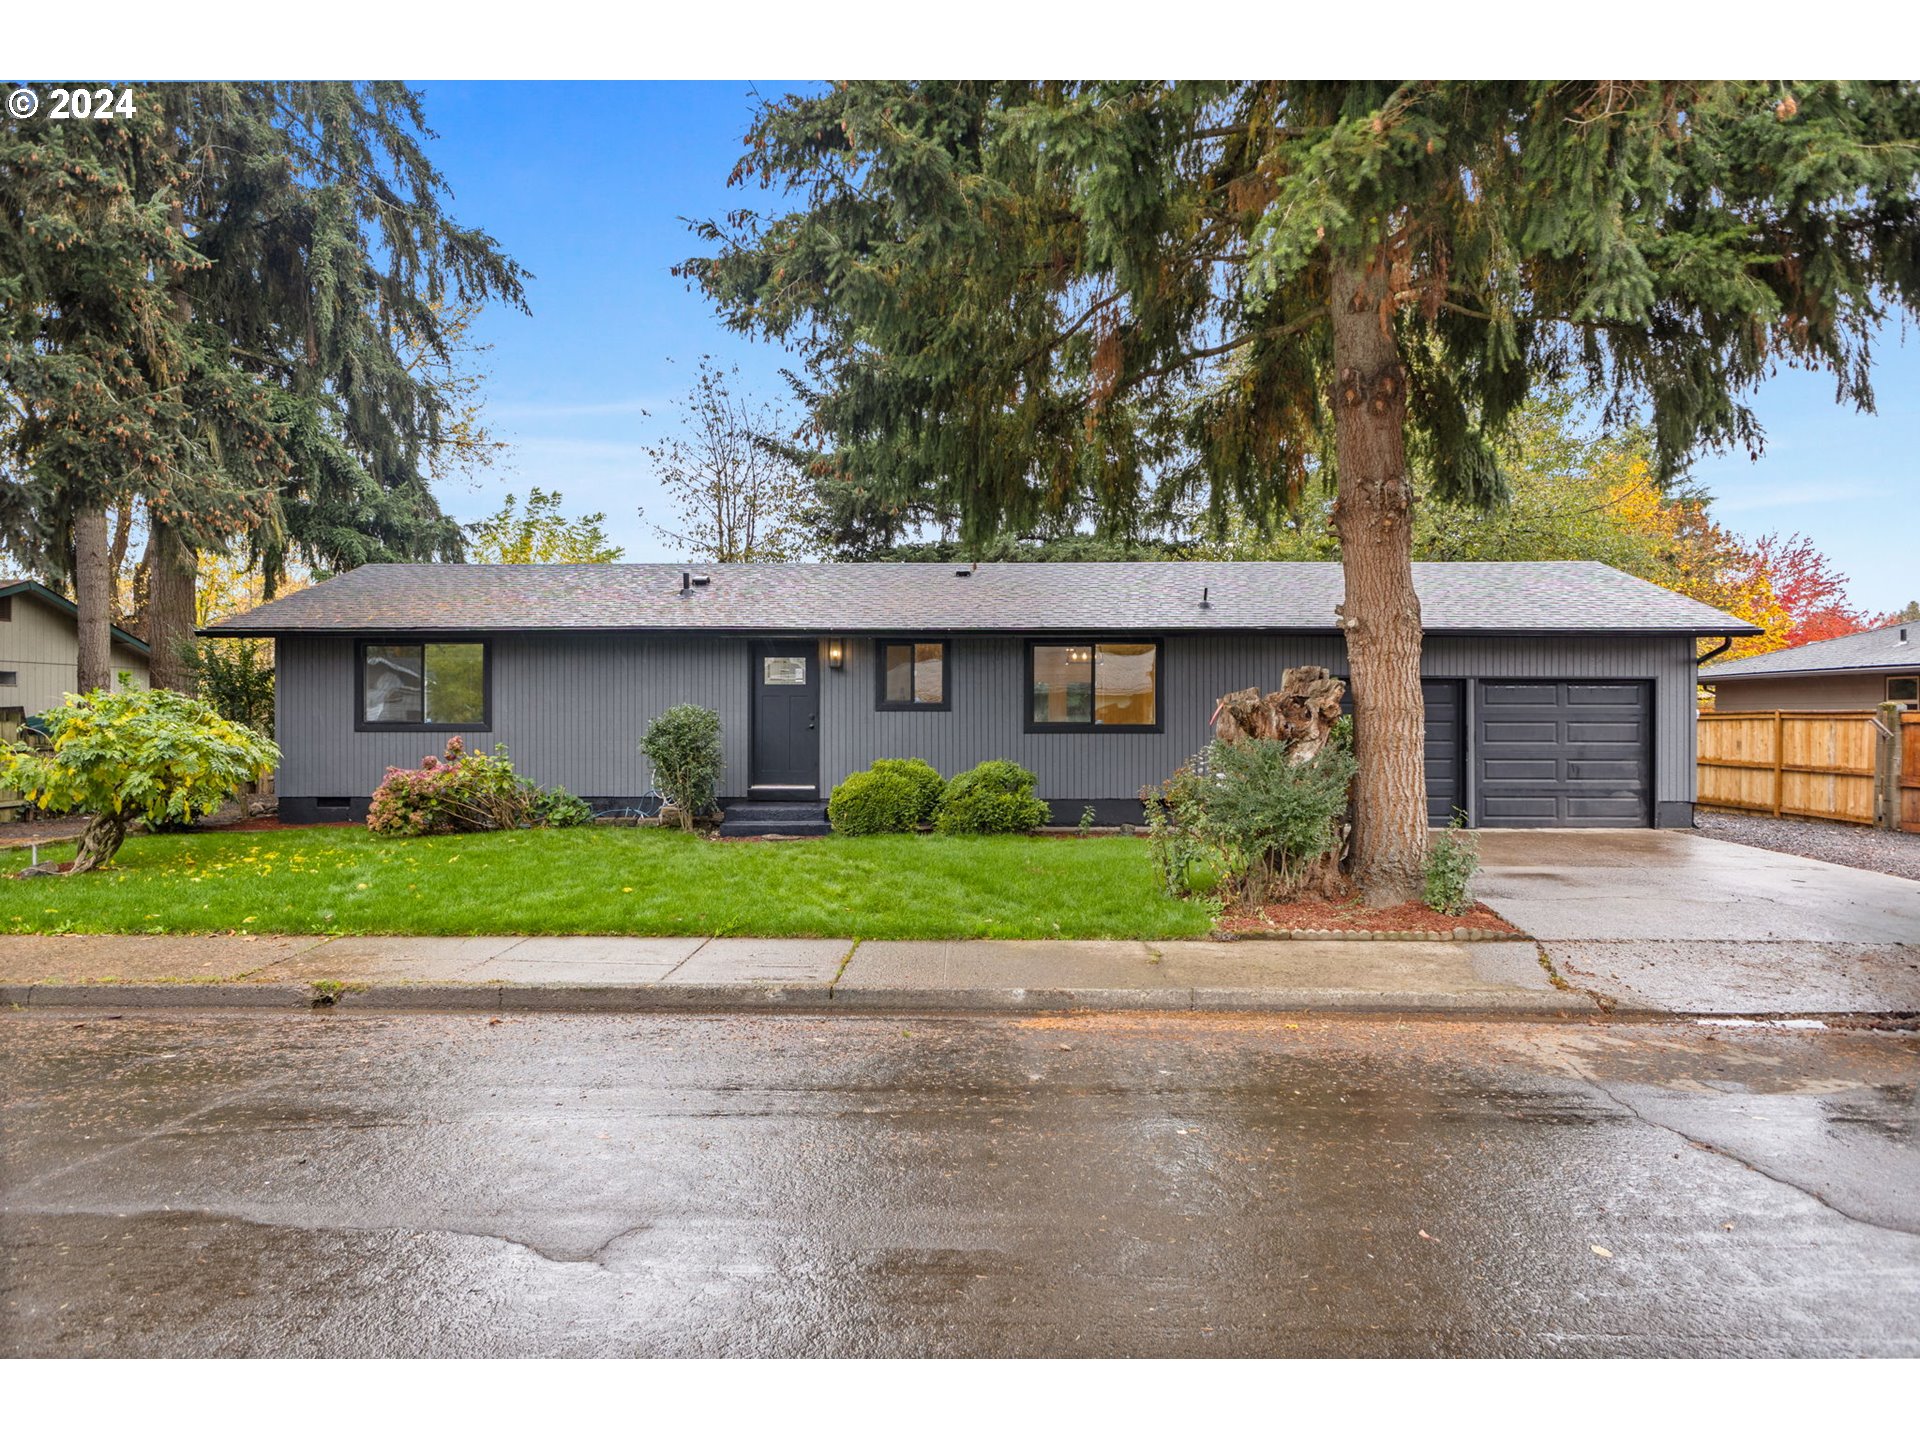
[420,80,1918,615]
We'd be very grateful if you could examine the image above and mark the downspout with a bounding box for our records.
[1697,636,1736,666]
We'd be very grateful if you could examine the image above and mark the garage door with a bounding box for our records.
[1422,680,1465,826]
[1336,679,1465,826]
[1476,681,1650,827]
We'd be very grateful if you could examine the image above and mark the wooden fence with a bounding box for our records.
[1697,710,1884,825]
[1903,712,1920,834]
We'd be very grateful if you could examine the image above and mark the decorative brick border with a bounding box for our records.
[1208,926,1524,942]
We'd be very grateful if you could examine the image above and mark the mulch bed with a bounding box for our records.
[1215,895,1522,940]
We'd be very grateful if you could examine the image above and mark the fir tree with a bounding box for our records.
[686,81,1920,902]
[2,83,528,689]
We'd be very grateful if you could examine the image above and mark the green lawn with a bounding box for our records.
[0,826,1212,940]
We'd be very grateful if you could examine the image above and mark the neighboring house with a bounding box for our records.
[0,578,151,721]
[1702,621,1920,712]
[204,560,1758,830]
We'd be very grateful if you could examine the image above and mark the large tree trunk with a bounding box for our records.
[144,516,197,693]
[68,810,130,874]
[1329,257,1428,906]
[73,503,113,694]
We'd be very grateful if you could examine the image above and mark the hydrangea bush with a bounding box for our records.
[366,737,589,837]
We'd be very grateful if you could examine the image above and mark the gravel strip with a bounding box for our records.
[1696,810,1920,882]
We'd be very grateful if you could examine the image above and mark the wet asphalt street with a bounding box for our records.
[2,1010,1917,1357]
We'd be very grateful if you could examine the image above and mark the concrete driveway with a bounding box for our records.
[1476,830,1920,1014]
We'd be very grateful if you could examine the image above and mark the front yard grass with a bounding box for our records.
[0,825,1212,940]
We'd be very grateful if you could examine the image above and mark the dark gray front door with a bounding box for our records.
[750,641,820,793]
[1476,681,1651,827]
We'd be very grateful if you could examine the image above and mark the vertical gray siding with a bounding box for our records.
[824,632,1697,807]
[277,633,753,800]
[276,628,1699,810]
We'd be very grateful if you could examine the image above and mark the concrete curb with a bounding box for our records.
[4,978,1598,1017]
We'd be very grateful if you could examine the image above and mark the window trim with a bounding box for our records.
[1023,637,1164,734]
[354,637,493,733]
[873,637,953,712]
[1889,675,1920,703]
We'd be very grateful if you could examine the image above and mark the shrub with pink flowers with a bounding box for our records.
[366,736,556,837]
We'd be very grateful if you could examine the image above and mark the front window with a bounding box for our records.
[360,642,488,728]
[1029,641,1159,730]
[1890,676,1919,703]
[876,640,947,710]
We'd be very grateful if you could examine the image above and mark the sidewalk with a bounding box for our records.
[0,932,1589,1016]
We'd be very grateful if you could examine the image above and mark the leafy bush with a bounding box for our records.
[872,758,944,825]
[828,767,924,835]
[641,704,722,830]
[533,786,593,828]
[187,638,275,736]
[1423,815,1480,915]
[932,760,1051,835]
[1144,734,1357,903]
[0,688,279,873]
[367,737,539,838]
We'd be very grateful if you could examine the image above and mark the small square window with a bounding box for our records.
[0,671,15,687]
[1889,676,1919,703]
[875,640,949,710]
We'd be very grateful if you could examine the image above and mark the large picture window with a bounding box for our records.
[358,641,489,730]
[875,639,949,711]
[1027,640,1160,731]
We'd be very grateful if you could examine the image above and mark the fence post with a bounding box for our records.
[1881,702,1904,831]
[1772,710,1784,818]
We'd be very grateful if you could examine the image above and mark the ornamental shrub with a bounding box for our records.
[1144,731,1357,903]
[533,786,593,828]
[1423,814,1480,916]
[366,736,539,838]
[870,757,944,825]
[827,767,923,835]
[0,687,279,874]
[931,759,1051,835]
[640,704,722,830]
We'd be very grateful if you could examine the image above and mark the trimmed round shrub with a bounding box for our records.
[828,767,923,835]
[870,757,944,826]
[931,759,1051,835]
[641,704,722,830]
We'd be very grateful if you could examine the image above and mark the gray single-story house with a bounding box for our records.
[204,560,1757,830]
[1702,621,1920,712]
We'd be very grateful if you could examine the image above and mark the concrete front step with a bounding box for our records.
[718,801,830,838]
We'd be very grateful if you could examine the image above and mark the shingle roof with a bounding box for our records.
[0,579,151,654]
[1703,621,1920,679]
[203,560,1757,637]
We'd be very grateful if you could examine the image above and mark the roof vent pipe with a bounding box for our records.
[681,571,690,593]
[1199,585,1211,610]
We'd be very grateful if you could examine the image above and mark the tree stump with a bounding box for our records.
[1212,666,1346,759]
[1211,666,1353,900]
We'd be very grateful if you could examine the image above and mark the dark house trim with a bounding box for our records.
[871,637,953,712]
[1023,637,1166,735]
[352,636,494,734]
[205,623,1763,640]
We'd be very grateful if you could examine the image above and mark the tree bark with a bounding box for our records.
[69,809,129,874]
[144,516,198,693]
[73,504,113,695]
[1329,256,1428,906]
